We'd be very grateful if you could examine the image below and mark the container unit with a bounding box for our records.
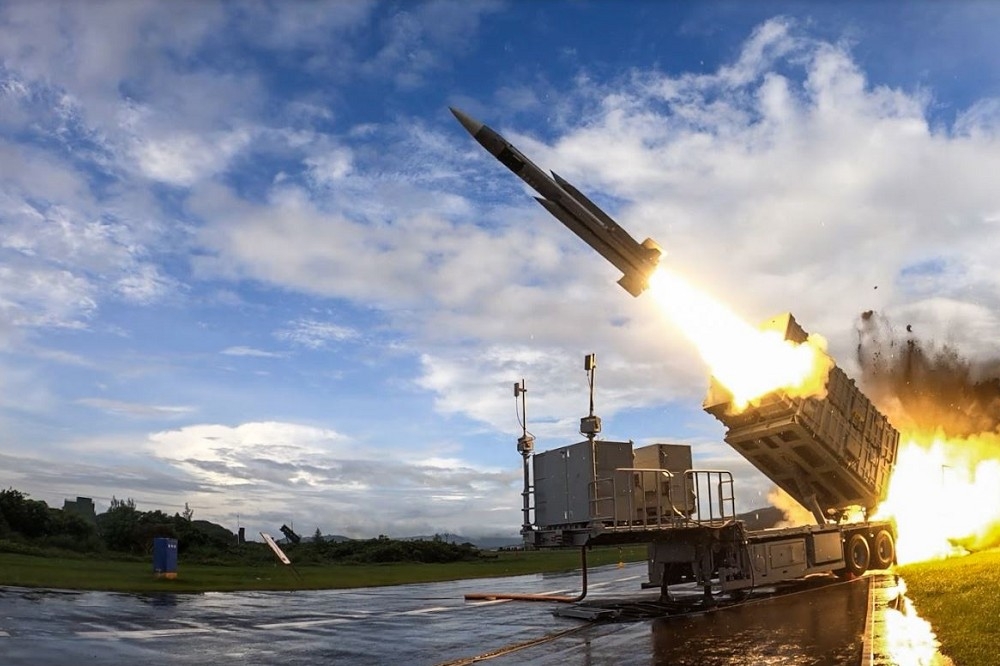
[533,440,633,528]
[631,443,696,522]
[152,537,178,579]
[703,313,899,519]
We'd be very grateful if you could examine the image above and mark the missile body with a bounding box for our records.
[450,107,662,297]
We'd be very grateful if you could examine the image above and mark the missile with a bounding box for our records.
[450,107,662,297]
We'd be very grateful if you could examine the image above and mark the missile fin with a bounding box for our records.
[551,172,619,233]
[534,198,634,277]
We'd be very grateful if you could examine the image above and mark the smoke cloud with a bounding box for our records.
[856,311,1000,554]
[856,310,1000,438]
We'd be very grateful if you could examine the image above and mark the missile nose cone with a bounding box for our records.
[450,107,484,137]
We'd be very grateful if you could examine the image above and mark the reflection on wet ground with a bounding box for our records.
[866,575,953,666]
[649,578,868,665]
[0,565,957,665]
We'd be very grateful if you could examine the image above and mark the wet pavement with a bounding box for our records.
[864,574,954,666]
[0,563,950,665]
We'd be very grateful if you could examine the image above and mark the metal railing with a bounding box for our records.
[684,469,736,526]
[587,467,736,532]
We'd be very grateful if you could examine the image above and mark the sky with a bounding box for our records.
[2,0,999,540]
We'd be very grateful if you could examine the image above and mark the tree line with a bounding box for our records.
[0,488,485,564]
[0,488,234,557]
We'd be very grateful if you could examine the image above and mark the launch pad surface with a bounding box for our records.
[0,565,931,665]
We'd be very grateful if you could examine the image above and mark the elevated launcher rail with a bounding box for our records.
[703,313,899,524]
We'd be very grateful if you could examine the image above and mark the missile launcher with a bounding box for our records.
[703,313,899,522]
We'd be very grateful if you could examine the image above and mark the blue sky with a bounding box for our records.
[2,1,999,538]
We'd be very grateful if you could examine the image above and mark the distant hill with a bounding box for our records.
[190,519,235,541]
[302,512,788,550]
[399,533,522,550]
[299,533,521,550]
[736,506,786,531]
[321,534,354,543]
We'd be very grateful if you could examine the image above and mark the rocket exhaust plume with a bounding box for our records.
[860,311,1000,562]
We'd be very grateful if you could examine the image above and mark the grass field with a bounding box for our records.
[897,548,1000,666]
[0,545,647,593]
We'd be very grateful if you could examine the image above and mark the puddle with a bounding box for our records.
[649,577,869,665]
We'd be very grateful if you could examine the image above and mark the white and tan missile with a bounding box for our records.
[450,107,662,297]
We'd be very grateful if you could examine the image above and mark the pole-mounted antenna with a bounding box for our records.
[580,353,601,442]
[515,380,533,452]
[514,380,534,541]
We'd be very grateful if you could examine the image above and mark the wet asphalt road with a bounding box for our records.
[1,562,880,665]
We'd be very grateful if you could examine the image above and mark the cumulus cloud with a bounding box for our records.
[129,126,256,186]
[397,18,1000,440]
[1,420,522,538]
[181,18,1000,439]
[514,19,1000,379]
[142,421,521,536]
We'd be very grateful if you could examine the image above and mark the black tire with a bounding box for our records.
[871,529,895,569]
[844,533,871,576]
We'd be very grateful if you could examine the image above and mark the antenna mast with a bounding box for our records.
[580,353,601,442]
[514,380,534,542]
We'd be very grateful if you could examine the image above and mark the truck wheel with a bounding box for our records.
[871,530,895,569]
[844,533,870,576]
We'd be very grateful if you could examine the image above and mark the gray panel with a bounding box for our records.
[768,540,806,567]
[811,530,844,565]
[633,443,692,472]
[532,440,634,529]
[632,443,695,518]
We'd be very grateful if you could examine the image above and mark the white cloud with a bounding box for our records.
[0,263,97,329]
[305,147,355,185]
[221,346,286,358]
[359,1,504,88]
[185,16,1000,432]
[77,398,196,419]
[129,126,255,186]
[115,263,178,304]
[955,98,1000,136]
[525,19,1000,374]
[137,421,523,537]
[276,318,359,349]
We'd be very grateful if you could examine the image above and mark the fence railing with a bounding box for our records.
[587,467,735,531]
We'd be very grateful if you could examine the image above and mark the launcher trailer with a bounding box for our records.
[521,316,898,602]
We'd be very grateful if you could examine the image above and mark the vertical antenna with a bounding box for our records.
[515,380,534,544]
[580,354,601,441]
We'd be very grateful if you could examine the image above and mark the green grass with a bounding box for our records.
[0,545,646,593]
[897,548,1000,665]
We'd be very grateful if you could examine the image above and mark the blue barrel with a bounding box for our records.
[153,537,178,578]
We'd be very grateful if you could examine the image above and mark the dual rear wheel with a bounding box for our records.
[871,529,895,569]
[843,528,894,577]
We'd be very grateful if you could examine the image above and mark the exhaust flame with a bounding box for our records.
[647,268,832,409]
[858,312,1000,563]
[875,433,1000,564]
[643,275,1000,566]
